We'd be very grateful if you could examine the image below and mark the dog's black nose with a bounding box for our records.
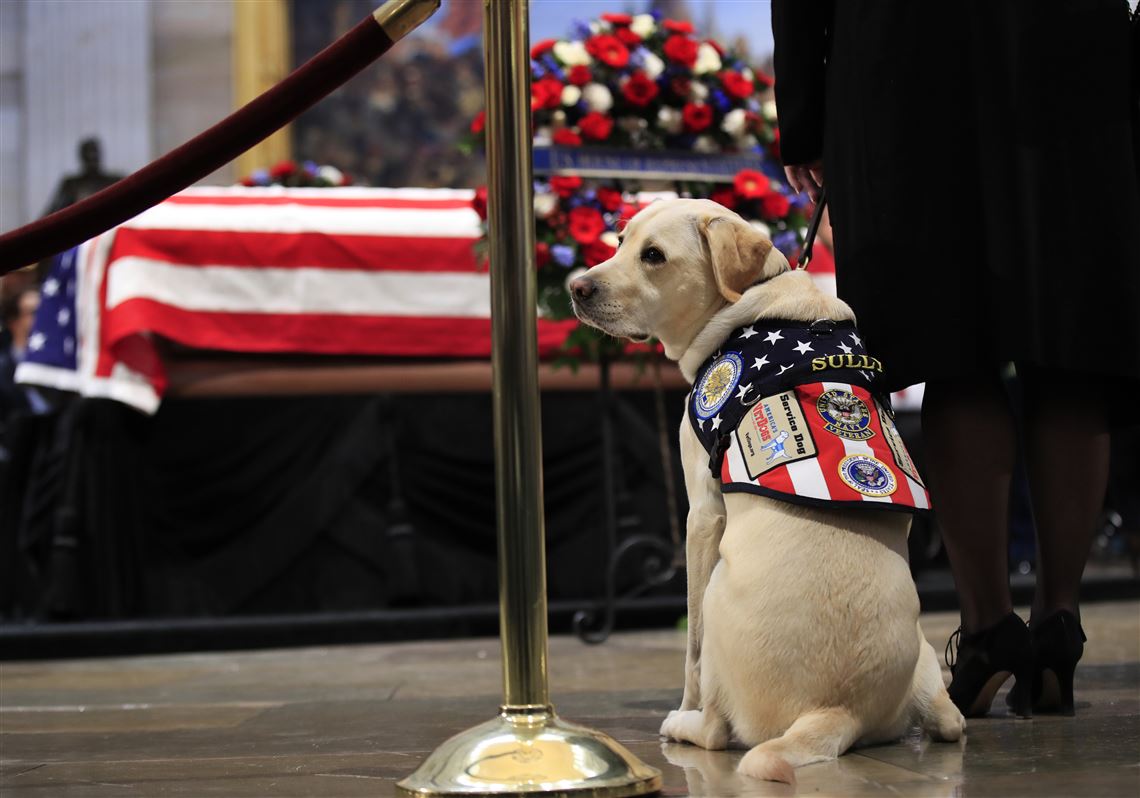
[569,276,597,301]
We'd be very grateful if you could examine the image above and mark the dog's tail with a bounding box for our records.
[737,707,861,786]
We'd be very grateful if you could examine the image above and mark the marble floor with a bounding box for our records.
[1,602,1138,797]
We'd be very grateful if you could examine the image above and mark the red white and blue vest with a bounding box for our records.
[689,319,930,513]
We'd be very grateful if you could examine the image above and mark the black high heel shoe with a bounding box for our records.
[944,612,1034,718]
[1006,610,1087,716]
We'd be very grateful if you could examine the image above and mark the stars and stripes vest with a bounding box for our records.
[688,319,931,513]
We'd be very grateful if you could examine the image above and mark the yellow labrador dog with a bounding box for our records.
[570,198,964,784]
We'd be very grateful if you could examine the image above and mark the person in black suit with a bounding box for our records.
[771,1,1140,717]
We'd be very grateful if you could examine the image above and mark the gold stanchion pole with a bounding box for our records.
[396,1,662,795]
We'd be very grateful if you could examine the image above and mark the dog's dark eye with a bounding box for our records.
[641,246,665,265]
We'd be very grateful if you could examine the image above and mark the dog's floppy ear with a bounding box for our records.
[702,214,788,303]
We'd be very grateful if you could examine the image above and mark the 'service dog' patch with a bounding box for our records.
[737,391,817,479]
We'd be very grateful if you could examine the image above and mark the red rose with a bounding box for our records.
[535,241,551,269]
[769,127,781,158]
[682,102,713,133]
[719,70,754,100]
[553,128,583,147]
[530,38,557,60]
[567,64,592,86]
[549,175,583,197]
[622,71,660,107]
[710,187,737,210]
[663,35,699,68]
[663,19,695,34]
[585,34,630,68]
[754,69,775,89]
[761,192,790,218]
[615,26,642,46]
[734,169,771,199]
[595,187,623,212]
[578,111,614,141]
[583,238,617,267]
[470,110,485,134]
[601,12,632,25]
[569,206,607,244]
[270,160,296,179]
[669,76,692,98]
[531,76,564,110]
[472,185,488,220]
[240,176,255,187]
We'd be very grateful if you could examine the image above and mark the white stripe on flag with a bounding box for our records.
[175,186,478,202]
[124,203,482,238]
[906,475,929,509]
[105,258,493,318]
[786,457,832,501]
[823,381,892,503]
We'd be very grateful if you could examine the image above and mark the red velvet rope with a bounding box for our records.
[0,15,394,275]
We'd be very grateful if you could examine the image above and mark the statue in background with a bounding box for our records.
[43,138,123,215]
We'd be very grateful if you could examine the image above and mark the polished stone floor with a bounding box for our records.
[2,602,1138,797]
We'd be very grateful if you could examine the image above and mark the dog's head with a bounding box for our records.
[569,198,789,358]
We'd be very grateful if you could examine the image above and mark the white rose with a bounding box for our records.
[630,14,656,38]
[762,100,779,122]
[693,135,718,153]
[589,21,603,34]
[657,106,683,134]
[690,81,709,102]
[582,83,613,113]
[553,41,591,67]
[642,51,665,80]
[721,108,748,137]
[742,67,755,82]
[694,43,722,75]
[317,165,344,185]
[534,192,559,219]
[601,231,620,248]
[561,85,582,106]
[749,220,772,238]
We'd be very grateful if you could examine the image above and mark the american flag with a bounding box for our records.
[16,187,578,413]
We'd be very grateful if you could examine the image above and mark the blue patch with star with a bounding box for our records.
[693,351,743,420]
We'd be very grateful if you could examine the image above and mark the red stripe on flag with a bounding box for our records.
[108,228,481,273]
[102,298,577,363]
[165,194,477,210]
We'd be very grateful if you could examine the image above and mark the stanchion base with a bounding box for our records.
[396,705,662,797]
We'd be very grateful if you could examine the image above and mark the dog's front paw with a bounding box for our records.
[927,701,966,742]
[659,710,683,741]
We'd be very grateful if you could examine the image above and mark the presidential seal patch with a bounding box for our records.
[694,352,743,420]
[838,454,897,497]
[816,389,875,441]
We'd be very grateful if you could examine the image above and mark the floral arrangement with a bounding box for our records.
[468,12,779,158]
[239,160,352,188]
[467,11,813,362]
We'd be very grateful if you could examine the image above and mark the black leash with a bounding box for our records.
[795,188,827,271]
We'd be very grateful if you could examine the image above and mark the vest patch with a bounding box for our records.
[738,391,817,479]
[693,351,743,420]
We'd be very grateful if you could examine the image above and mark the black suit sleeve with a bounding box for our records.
[771,0,833,166]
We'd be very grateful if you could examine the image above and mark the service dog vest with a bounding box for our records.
[688,319,931,513]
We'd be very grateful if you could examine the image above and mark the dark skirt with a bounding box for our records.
[813,1,1140,392]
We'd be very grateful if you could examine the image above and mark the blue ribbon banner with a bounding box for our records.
[533,146,767,183]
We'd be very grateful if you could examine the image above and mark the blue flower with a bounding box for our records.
[711,89,730,112]
[773,231,799,257]
[571,20,592,40]
[629,48,646,68]
[552,244,577,268]
[542,54,564,81]
[251,169,270,186]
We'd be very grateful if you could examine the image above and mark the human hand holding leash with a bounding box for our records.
[784,160,824,203]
